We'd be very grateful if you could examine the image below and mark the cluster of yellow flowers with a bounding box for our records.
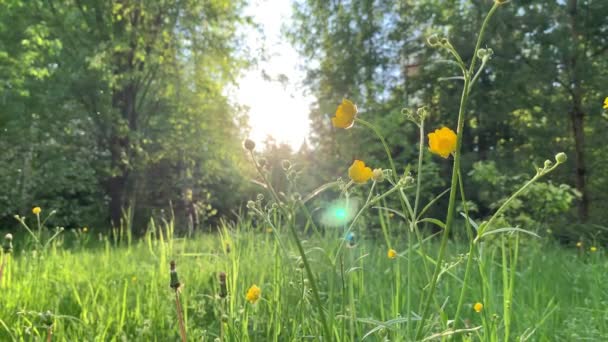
[332,99,457,185]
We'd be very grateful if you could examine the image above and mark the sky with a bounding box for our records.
[235,0,313,150]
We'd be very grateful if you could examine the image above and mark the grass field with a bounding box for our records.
[1,219,606,341]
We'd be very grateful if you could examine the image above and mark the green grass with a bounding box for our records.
[1,220,607,341]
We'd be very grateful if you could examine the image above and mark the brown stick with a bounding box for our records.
[46,325,53,342]
[175,290,187,342]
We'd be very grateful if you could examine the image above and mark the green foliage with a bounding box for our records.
[0,0,254,230]
[288,0,608,230]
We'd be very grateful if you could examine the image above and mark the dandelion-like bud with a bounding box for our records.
[256,194,264,202]
[555,152,567,164]
[281,160,292,171]
[427,34,441,47]
[372,168,385,182]
[243,139,256,151]
[543,159,553,169]
[292,192,302,202]
[416,106,429,121]
[3,233,13,253]
[170,260,181,290]
[476,48,494,63]
[246,200,256,209]
[398,175,415,187]
[218,272,228,298]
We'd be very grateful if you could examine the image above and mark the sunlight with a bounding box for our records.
[238,71,311,150]
[236,0,312,150]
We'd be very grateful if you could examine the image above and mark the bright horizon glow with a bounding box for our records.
[236,0,313,151]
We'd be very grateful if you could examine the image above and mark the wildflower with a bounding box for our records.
[387,248,397,259]
[590,246,597,253]
[82,227,88,233]
[474,302,483,313]
[32,207,41,215]
[576,241,583,248]
[246,284,261,304]
[348,160,373,184]
[243,139,256,151]
[428,127,457,158]
[332,99,357,129]
[604,97,608,109]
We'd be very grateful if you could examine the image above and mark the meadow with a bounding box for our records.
[1,219,606,341]
[2,1,608,341]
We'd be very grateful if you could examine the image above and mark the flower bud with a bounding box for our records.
[246,200,256,209]
[3,233,13,253]
[555,152,567,164]
[281,160,292,171]
[256,194,264,202]
[372,168,385,182]
[543,159,552,169]
[427,34,441,47]
[243,139,256,151]
[170,260,181,290]
[218,272,228,298]
[257,158,267,168]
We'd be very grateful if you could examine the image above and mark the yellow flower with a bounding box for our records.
[603,97,608,109]
[428,127,457,158]
[32,207,41,215]
[246,284,261,304]
[474,302,483,313]
[332,99,357,129]
[83,227,89,233]
[576,241,583,248]
[348,160,373,184]
[387,248,397,259]
[590,246,597,253]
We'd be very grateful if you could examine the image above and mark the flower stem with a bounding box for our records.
[355,118,398,180]
[175,290,187,342]
[249,151,332,340]
[414,3,502,338]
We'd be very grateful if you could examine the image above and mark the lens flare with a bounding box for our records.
[320,198,360,227]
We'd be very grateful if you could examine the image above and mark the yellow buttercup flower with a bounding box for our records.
[603,97,608,109]
[332,99,357,129]
[32,207,41,215]
[590,246,597,253]
[576,241,582,248]
[246,284,261,304]
[387,248,397,259]
[348,160,373,184]
[428,127,457,158]
[474,302,483,313]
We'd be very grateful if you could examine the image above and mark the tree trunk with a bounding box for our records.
[567,0,589,221]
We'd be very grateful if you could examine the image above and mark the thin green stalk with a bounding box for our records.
[453,170,476,331]
[415,3,502,338]
[355,118,397,180]
[249,151,332,340]
[415,75,469,339]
